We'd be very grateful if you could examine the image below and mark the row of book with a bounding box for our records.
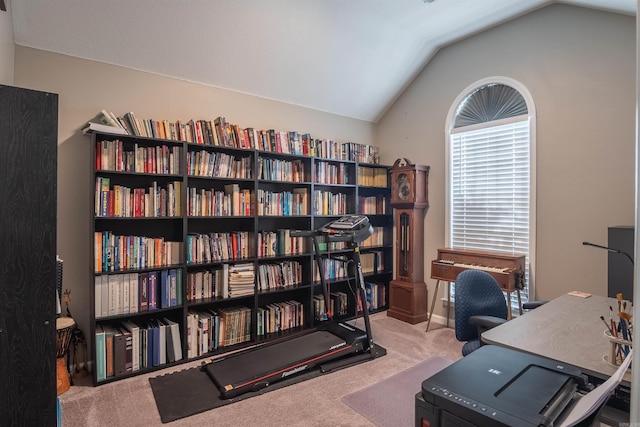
[312,282,388,321]
[186,269,220,301]
[313,139,343,161]
[186,306,252,358]
[257,300,305,335]
[257,229,308,257]
[227,263,255,297]
[252,129,309,155]
[87,111,302,157]
[186,149,252,179]
[314,140,380,163]
[256,188,309,216]
[95,138,383,183]
[95,177,182,218]
[186,231,253,264]
[258,157,306,182]
[95,317,182,381]
[186,184,253,217]
[95,180,384,220]
[88,110,381,163]
[360,251,386,275]
[357,166,388,187]
[94,232,182,273]
[315,160,350,185]
[186,263,254,301]
[359,195,388,215]
[312,190,349,216]
[95,228,383,275]
[95,269,183,319]
[256,261,303,291]
[358,282,387,313]
[96,253,382,315]
[316,236,348,252]
[313,292,349,321]
[118,113,315,156]
[361,227,385,248]
[313,257,350,282]
[95,139,181,175]
[344,142,381,165]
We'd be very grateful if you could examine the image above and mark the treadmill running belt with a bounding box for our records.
[205,331,352,399]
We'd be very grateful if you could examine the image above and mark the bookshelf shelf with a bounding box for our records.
[89,130,392,385]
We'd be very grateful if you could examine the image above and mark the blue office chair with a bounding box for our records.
[455,270,509,356]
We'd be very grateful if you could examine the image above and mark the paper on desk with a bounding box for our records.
[558,348,633,427]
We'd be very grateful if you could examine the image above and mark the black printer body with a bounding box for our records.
[415,345,588,427]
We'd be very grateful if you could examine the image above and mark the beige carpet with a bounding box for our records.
[60,313,463,426]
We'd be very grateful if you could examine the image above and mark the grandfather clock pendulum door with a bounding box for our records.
[387,158,430,324]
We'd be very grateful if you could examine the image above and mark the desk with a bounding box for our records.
[482,293,632,388]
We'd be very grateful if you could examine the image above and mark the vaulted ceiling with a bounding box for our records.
[10,0,636,122]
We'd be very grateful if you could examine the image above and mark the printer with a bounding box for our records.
[415,345,590,427]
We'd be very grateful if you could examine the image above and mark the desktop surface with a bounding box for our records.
[482,293,632,388]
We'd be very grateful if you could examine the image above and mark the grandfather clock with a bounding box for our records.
[387,158,430,324]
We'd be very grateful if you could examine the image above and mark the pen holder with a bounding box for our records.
[604,330,632,367]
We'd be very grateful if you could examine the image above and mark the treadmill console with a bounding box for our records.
[325,215,369,230]
[320,215,373,244]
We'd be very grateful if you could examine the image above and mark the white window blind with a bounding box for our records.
[450,117,530,304]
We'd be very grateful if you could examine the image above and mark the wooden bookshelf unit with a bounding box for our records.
[88,128,392,385]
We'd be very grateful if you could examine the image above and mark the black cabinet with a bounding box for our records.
[0,85,58,425]
[608,226,634,301]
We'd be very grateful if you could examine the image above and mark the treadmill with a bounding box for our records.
[204,215,380,399]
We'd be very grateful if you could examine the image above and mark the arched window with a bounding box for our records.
[446,77,536,310]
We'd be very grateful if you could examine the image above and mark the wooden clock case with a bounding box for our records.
[387,158,430,324]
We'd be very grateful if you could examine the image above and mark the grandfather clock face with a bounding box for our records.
[397,173,411,201]
[391,169,416,207]
[390,158,429,209]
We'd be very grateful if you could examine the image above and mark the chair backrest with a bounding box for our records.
[454,269,508,342]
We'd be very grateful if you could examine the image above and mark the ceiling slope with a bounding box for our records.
[10,0,636,122]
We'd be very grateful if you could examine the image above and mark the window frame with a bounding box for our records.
[445,76,537,306]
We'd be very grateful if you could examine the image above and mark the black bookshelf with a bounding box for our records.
[88,130,391,385]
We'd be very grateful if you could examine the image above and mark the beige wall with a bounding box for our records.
[376,4,636,321]
[12,3,636,335]
[14,46,375,338]
[0,3,14,84]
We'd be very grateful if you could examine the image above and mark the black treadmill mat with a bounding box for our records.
[149,344,386,424]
